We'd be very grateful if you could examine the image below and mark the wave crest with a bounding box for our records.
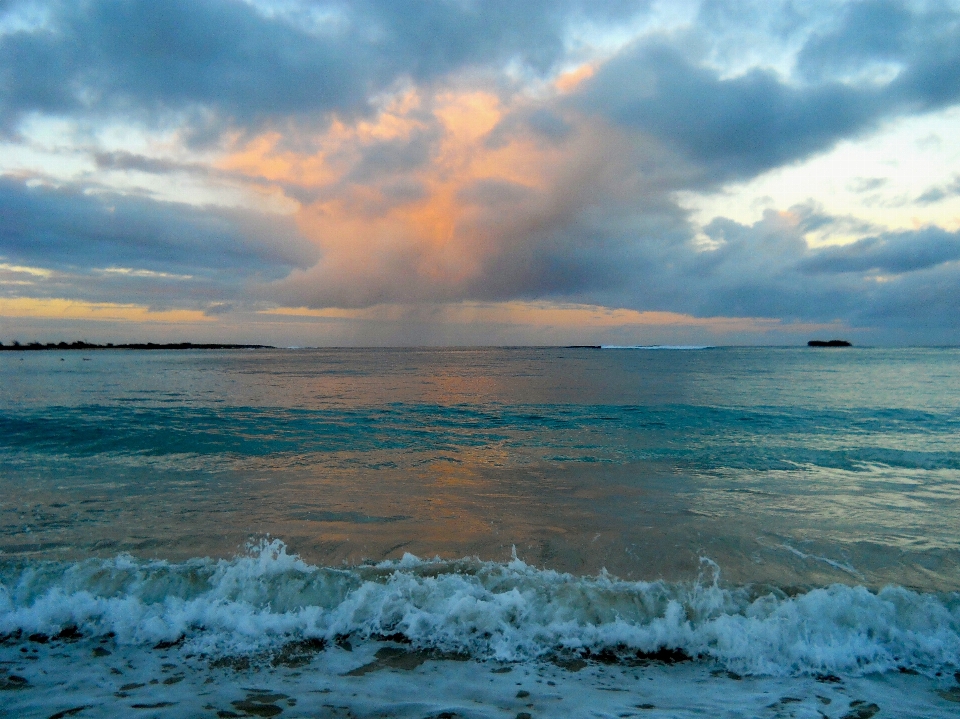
[1,540,958,676]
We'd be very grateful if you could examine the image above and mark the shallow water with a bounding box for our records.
[1,346,959,716]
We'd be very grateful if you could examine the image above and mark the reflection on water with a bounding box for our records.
[1,347,959,591]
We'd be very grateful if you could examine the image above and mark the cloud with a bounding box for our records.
[671,211,960,338]
[227,54,960,341]
[0,0,644,134]
[795,0,915,80]
[578,43,882,181]
[569,1,960,186]
[92,150,204,175]
[343,129,438,185]
[259,300,839,347]
[0,176,317,306]
[796,0,960,111]
[916,175,960,204]
[799,227,960,275]
[0,296,213,323]
[262,93,694,309]
[3,1,960,344]
[457,179,534,206]
[849,177,888,193]
[855,261,960,332]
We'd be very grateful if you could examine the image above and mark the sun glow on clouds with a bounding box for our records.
[97,267,194,280]
[218,89,429,187]
[0,262,52,278]
[554,64,596,93]
[221,86,580,305]
[263,301,838,337]
[0,298,212,323]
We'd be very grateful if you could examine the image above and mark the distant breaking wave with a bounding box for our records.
[1,541,957,677]
[600,345,713,350]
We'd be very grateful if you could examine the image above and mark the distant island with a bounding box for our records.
[807,339,852,347]
[0,341,273,351]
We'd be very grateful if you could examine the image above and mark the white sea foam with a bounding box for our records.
[1,541,958,677]
[600,345,712,350]
[778,543,865,579]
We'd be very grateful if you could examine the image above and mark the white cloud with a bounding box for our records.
[678,104,960,246]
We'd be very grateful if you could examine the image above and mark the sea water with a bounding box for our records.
[1,346,958,718]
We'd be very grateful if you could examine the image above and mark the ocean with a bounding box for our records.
[1,346,958,718]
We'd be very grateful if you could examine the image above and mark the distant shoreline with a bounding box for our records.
[0,341,273,351]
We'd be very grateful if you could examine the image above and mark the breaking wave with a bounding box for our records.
[600,345,713,350]
[1,541,958,677]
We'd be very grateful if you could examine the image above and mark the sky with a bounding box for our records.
[1,0,960,346]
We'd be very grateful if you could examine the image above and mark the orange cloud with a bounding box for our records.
[434,91,502,144]
[215,82,682,311]
[217,89,428,189]
[555,64,596,93]
[0,298,212,323]
[218,131,336,187]
[217,86,587,305]
[261,301,842,336]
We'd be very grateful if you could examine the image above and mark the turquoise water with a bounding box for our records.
[3,346,959,586]
[1,347,959,717]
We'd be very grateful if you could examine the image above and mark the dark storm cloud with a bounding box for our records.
[0,0,644,133]
[653,212,960,336]
[795,0,915,78]
[579,43,881,180]
[852,261,960,331]
[462,180,694,305]
[799,227,960,275]
[422,197,957,337]
[0,177,317,277]
[576,1,960,182]
[797,0,960,111]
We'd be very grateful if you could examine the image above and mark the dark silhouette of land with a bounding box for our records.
[807,339,852,347]
[0,341,273,351]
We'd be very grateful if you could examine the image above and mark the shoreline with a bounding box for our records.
[0,341,273,351]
